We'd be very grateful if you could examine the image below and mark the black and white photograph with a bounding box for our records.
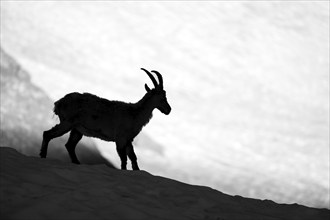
[0,1,329,219]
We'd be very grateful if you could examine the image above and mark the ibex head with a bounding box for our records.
[141,68,171,115]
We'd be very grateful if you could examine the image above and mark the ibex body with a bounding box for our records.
[40,68,171,170]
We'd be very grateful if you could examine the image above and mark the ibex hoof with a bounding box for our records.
[39,152,47,158]
[132,165,140,171]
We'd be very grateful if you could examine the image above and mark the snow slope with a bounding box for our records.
[0,147,329,220]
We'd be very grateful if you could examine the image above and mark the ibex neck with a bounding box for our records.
[134,93,155,126]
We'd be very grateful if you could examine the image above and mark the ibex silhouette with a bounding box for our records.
[40,68,171,170]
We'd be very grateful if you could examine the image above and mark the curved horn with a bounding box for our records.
[141,68,158,88]
[151,70,163,88]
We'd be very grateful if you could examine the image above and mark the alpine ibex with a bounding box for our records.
[40,68,171,170]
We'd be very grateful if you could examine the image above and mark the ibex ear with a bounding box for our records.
[145,84,151,92]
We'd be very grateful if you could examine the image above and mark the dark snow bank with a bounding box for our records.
[0,147,329,220]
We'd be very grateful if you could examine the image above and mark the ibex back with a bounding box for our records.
[40,68,171,170]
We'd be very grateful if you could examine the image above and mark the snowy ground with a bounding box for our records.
[0,1,329,208]
[1,147,329,220]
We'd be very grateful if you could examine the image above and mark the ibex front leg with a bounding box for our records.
[126,143,140,170]
[116,141,128,170]
[40,122,72,158]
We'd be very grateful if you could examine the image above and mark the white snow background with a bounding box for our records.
[0,1,329,208]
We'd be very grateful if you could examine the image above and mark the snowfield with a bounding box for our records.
[0,147,329,220]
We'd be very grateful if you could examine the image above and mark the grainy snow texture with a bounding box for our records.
[0,147,329,220]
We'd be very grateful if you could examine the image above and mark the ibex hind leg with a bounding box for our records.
[65,129,83,164]
[40,122,72,158]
